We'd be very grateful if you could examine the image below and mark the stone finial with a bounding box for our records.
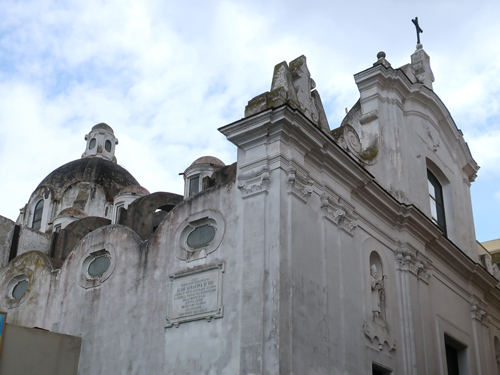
[245,55,330,131]
[373,51,391,68]
[411,46,434,89]
[270,61,300,106]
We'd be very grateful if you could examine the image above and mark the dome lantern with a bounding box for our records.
[82,123,119,163]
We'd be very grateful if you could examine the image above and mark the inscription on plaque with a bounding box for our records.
[166,263,224,328]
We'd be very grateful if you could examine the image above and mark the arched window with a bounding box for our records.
[427,170,446,235]
[32,199,44,230]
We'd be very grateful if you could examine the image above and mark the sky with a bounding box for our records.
[0,0,499,242]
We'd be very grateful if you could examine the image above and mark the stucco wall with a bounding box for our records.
[3,182,241,374]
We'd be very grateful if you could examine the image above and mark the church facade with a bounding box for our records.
[0,45,499,375]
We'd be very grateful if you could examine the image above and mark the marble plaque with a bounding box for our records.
[165,263,224,328]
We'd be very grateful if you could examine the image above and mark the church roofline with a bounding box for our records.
[352,63,478,178]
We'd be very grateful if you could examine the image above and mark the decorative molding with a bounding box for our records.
[363,322,397,352]
[174,209,225,262]
[320,193,358,235]
[4,268,33,309]
[334,124,378,166]
[237,164,270,198]
[394,241,433,283]
[426,125,440,153]
[336,124,361,155]
[359,109,379,125]
[470,297,489,326]
[462,162,478,184]
[287,167,313,203]
[77,243,117,289]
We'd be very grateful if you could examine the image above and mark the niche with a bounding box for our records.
[370,251,386,325]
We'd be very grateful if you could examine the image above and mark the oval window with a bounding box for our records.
[187,225,216,249]
[88,256,111,277]
[12,280,29,299]
[89,138,97,150]
[105,140,112,152]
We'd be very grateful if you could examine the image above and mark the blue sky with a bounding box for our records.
[0,0,499,242]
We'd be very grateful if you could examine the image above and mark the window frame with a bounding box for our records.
[444,334,468,375]
[32,199,44,230]
[189,175,200,197]
[427,169,447,236]
[115,202,124,224]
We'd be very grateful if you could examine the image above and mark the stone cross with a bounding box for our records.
[412,17,423,44]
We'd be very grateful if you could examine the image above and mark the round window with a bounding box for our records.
[105,140,112,152]
[89,138,97,150]
[12,280,29,299]
[187,224,216,249]
[88,256,111,277]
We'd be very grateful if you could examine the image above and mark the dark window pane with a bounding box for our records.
[88,256,111,277]
[189,177,199,196]
[445,343,460,375]
[115,204,124,223]
[427,170,447,235]
[32,200,44,230]
[187,225,216,249]
[89,138,96,150]
[12,280,29,299]
[105,140,112,152]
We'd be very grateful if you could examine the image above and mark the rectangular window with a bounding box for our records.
[427,170,447,235]
[115,203,124,224]
[444,334,468,375]
[189,176,200,196]
[445,343,460,375]
[372,363,392,374]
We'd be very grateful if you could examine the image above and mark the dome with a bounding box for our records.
[190,156,225,167]
[36,158,140,201]
[116,184,150,197]
[56,207,88,218]
[92,123,114,134]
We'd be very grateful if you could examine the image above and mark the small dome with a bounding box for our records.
[116,184,150,197]
[92,123,114,134]
[36,158,140,201]
[56,207,88,218]
[190,156,225,167]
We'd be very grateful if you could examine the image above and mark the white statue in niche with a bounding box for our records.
[370,264,385,319]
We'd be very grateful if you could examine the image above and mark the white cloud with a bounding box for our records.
[0,0,500,242]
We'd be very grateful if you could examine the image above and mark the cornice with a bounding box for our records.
[220,105,375,193]
[426,235,499,293]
